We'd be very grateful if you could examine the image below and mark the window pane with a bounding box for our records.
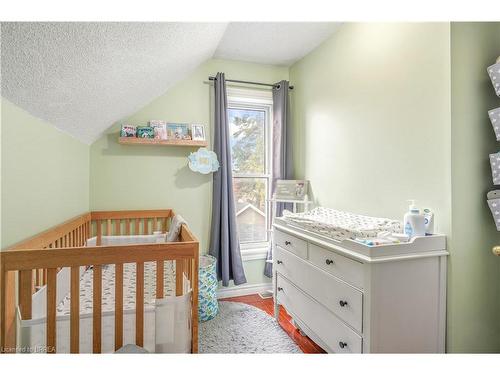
[228,108,265,174]
[233,177,267,243]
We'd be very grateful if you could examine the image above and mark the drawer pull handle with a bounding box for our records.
[339,300,348,307]
[277,287,284,292]
[325,259,334,265]
[284,241,291,246]
[276,260,283,265]
[339,341,348,349]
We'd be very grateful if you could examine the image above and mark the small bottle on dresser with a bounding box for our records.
[403,200,426,238]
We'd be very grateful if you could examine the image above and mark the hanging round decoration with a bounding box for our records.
[188,148,220,174]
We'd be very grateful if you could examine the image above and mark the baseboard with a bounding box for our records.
[217,282,272,299]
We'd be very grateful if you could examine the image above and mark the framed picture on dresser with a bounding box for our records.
[275,180,309,200]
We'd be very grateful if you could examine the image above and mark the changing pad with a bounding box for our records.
[281,207,403,242]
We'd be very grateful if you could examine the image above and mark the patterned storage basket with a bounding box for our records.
[489,152,500,185]
[198,255,218,322]
[487,198,500,231]
[487,63,500,97]
[488,108,500,141]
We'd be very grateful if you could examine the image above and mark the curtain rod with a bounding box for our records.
[208,76,294,90]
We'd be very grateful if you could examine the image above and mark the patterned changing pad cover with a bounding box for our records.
[56,261,176,316]
[282,207,403,241]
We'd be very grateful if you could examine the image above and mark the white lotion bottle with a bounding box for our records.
[403,200,426,238]
[423,208,434,235]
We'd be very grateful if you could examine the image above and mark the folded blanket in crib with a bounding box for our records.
[281,207,403,242]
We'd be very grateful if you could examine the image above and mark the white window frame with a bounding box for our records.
[227,87,273,261]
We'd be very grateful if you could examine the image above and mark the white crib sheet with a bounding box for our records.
[56,261,176,316]
[282,207,403,242]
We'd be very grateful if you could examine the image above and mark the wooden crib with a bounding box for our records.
[0,209,199,354]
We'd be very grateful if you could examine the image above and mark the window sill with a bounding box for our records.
[241,246,269,261]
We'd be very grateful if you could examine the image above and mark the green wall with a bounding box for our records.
[1,98,90,248]
[289,22,500,352]
[289,23,452,234]
[448,22,500,352]
[90,58,288,286]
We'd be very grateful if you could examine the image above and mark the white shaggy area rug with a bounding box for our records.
[199,301,302,353]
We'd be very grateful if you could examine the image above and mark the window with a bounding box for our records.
[227,88,272,255]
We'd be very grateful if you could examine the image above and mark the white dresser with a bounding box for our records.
[272,221,448,353]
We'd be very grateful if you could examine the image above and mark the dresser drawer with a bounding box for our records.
[309,243,364,289]
[275,246,363,332]
[273,229,308,259]
[277,275,362,353]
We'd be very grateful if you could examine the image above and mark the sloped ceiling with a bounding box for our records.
[1,22,340,144]
[214,22,342,66]
[1,22,229,144]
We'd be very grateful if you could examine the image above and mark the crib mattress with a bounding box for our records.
[56,261,176,316]
[280,207,403,242]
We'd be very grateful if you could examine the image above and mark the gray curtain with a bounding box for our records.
[265,80,293,278]
[209,72,247,286]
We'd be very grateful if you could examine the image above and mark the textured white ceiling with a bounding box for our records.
[1,22,340,144]
[214,22,342,66]
[1,22,228,143]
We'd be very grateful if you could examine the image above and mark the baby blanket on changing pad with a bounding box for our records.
[282,207,403,242]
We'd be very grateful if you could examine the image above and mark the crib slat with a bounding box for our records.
[136,262,144,347]
[31,269,36,294]
[143,218,148,234]
[107,220,112,236]
[115,219,120,236]
[125,219,131,235]
[156,260,164,299]
[47,268,57,353]
[85,224,88,244]
[70,266,80,353]
[187,258,192,281]
[191,255,199,353]
[162,217,168,233]
[93,265,102,353]
[115,263,123,351]
[176,260,184,296]
[19,270,32,320]
[134,219,140,235]
[153,217,158,232]
[35,269,39,288]
[96,220,102,246]
[1,267,8,353]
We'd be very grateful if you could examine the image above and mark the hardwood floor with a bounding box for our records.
[220,294,326,354]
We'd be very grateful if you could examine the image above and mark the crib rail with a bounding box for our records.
[0,209,199,354]
[90,210,173,245]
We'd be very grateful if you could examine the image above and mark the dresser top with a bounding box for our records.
[273,220,448,263]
